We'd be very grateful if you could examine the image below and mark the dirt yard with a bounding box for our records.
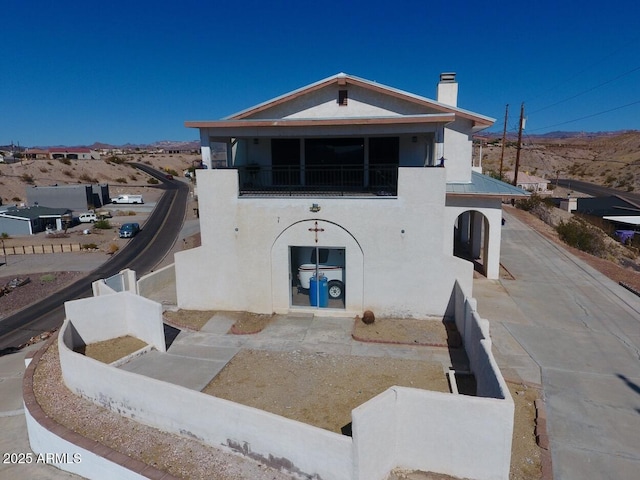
[67,313,542,479]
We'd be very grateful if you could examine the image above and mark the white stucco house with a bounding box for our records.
[175,73,526,318]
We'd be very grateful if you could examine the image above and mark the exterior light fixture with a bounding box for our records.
[310,204,321,213]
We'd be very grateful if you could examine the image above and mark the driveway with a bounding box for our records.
[476,210,640,479]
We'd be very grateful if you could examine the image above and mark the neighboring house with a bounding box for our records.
[27,184,110,211]
[176,73,526,318]
[0,205,72,235]
[24,148,50,160]
[576,194,640,218]
[503,171,549,192]
[47,147,100,160]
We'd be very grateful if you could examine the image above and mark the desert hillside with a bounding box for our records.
[478,130,640,192]
[2,131,640,205]
[0,153,200,206]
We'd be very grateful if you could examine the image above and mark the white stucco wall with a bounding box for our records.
[176,168,473,317]
[442,119,473,183]
[63,292,166,352]
[445,196,504,280]
[40,279,512,480]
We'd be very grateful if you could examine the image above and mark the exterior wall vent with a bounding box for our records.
[338,90,348,106]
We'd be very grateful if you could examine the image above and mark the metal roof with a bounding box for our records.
[446,171,530,197]
[603,215,640,226]
[0,206,71,220]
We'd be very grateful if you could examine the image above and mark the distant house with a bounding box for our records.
[0,205,72,235]
[47,147,100,160]
[24,148,50,160]
[27,184,110,211]
[503,171,549,192]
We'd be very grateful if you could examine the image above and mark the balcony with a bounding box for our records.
[235,164,399,197]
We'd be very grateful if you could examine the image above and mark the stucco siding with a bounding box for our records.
[177,168,473,317]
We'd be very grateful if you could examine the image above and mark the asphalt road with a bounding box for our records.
[0,164,190,351]
[556,178,640,204]
[497,210,640,479]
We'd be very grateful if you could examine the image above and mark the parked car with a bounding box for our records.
[119,222,140,238]
[78,212,97,223]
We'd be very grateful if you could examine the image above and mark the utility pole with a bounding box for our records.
[512,102,525,187]
[499,104,508,179]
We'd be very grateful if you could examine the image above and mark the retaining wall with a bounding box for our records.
[31,285,513,480]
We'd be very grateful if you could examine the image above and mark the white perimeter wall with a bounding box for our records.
[39,281,512,480]
[63,292,165,352]
[175,167,473,317]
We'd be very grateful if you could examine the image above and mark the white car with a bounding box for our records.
[78,212,97,223]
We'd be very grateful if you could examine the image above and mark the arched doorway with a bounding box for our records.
[453,210,490,277]
[270,219,363,314]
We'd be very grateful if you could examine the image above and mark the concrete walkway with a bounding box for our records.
[475,211,640,480]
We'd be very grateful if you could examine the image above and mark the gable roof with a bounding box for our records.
[186,73,494,131]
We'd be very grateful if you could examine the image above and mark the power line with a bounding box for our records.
[529,99,640,132]
[528,65,640,115]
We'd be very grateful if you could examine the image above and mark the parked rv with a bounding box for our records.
[110,194,143,204]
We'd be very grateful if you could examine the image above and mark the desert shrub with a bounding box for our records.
[79,173,98,183]
[81,243,98,250]
[147,177,159,185]
[40,274,56,283]
[164,168,179,176]
[129,174,138,181]
[11,197,21,202]
[58,158,72,165]
[47,161,53,165]
[62,170,74,177]
[127,211,137,216]
[556,219,606,256]
[107,243,119,254]
[105,155,126,165]
[114,177,128,183]
[1,232,10,239]
[515,193,543,212]
[20,173,35,184]
[94,219,111,230]
[39,167,48,173]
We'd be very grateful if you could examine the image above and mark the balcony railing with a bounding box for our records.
[235,164,399,196]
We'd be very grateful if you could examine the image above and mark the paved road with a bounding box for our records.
[490,211,640,479]
[0,165,190,351]
[556,178,640,204]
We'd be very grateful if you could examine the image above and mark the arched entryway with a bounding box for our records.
[270,219,363,314]
[453,210,490,277]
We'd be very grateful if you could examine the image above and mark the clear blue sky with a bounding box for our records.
[2,0,639,147]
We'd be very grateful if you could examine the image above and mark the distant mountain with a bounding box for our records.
[477,129,637,141]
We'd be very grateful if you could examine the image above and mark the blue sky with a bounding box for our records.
[2,0,639,146]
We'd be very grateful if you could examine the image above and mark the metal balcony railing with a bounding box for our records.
[236,164,399,196]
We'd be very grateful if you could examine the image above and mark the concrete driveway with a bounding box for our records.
[475,211,640,480]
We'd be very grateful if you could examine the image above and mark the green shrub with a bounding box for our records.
[556,219,606,256]
[147,177,159,185]
[165,168,179,176]
[40,274,56,282]
[94,219,111,230]
[515,193,543,211]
